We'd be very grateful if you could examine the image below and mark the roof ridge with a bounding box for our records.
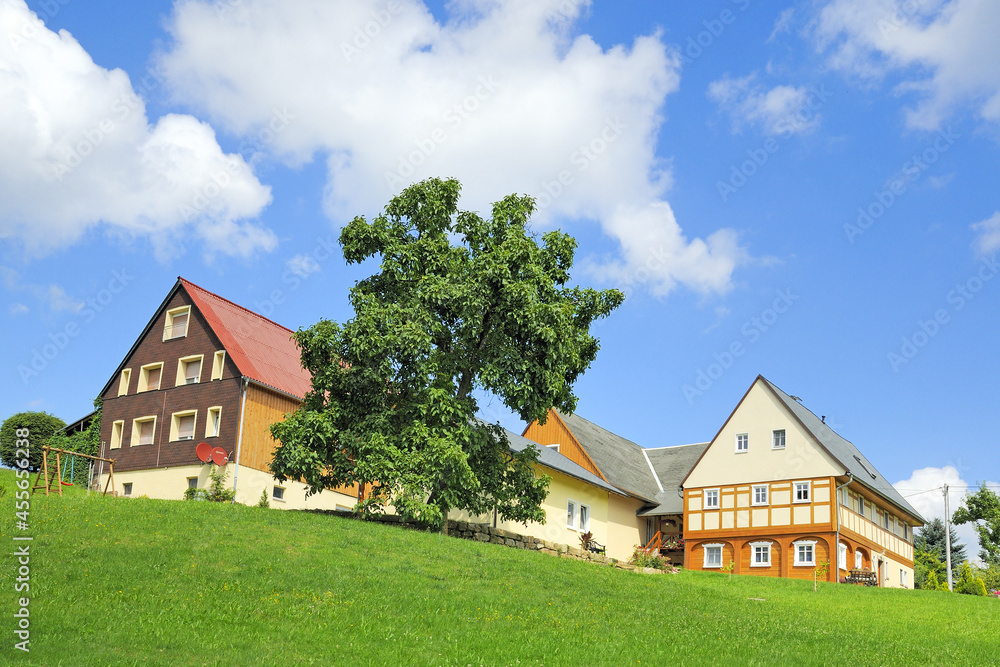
[645,442,710,451]
[178,277,297,335]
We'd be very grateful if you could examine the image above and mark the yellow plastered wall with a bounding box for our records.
[685,379,843,488]
[606,493,646,561]
[98,464,357,510]
[452,464,622,556]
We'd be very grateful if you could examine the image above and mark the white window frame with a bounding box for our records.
[187,477,199,490]
[578,503,590,532]
[176,355,204,387]
[272,486,285,502]
[735,433,749,453]
[566,499,578,529]
[703,543,724,569]
[137,362,164,393]
[206,406,222,438]
[900,569,908,588]
[211,350,226,381]
[752,484,769,506]
[130,416,157,447]
[750,541,772,567]
[703,488,720,510]
[772,428,786,449]
[122,482,133,497]
[109,420,124,450]
[793,540,817,567]
[839,543,847,570]
[793,481,811,503]
[163,306,191,341]
[169,410,198,442]
[118,368,131,397]
[855,550,863,569]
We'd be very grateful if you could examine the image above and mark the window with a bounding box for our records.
[206,407,222,438]
[704,489,720,509]
[109,420,124,450]
[272,486,285,502]
[772,429,786,449]
[566,500,577,529]
[211,351,226,381]
[735,433,749,453]
[794,481,811,503]
[857,496,866,518]
[900,569,908,588]
[750,542,771,567]
[578,504,590,532]
[131,416,156,446]
[839,543,847,570]
[176,355,203,386]
[123,483,133,497]
[793,540,816,566]
[170,411,197,442]
[855,550,863,569]
[703,544,723,568]
[902,523,909,541]
[884,512,892,531]
[163,306,190,340]
[138,363,163,392]
[187,477,198,489]
[118,369,131,396]
[752,485,769,505]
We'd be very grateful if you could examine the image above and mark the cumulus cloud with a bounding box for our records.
[708,73,825,136]
[894,465,999,565]
[971,211,1000,257]
[0,0,275,260]
[815,0,1000,129]
[286,253,322,278]
[157,0,747,296]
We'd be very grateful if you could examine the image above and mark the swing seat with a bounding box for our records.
[61,481,74,486]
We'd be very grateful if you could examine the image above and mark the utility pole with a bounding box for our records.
[944,484,953,592]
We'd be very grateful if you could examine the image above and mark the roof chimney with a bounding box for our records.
[821,415,826,423]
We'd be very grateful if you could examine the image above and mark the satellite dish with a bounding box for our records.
[211,447,229,466]
[196,442,213,463]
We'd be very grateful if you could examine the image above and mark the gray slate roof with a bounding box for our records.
[761,377,926,524]
[638,443,710,515]
[555,411,661,502]
[505,428,624,496]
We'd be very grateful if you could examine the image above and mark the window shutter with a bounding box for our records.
[139,420,154,445]
[171,312,188,338]
[185,360,200,382]
[148,366,161,390]
[179,414,195,440]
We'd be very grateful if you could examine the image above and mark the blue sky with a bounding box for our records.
[2,0,998,553]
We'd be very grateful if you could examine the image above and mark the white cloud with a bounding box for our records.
[767,8,795,43]
[971,211,1000,257]
[815,0,1000,130]
[45,284,83,313]
[0,0,275,260]
[894,465,999,566]
[9,303,29,315]
[286,253,322,278]
[157,0,747,296]
[707,73,824,136]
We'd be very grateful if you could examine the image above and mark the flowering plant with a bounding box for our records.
[661,536,685,550]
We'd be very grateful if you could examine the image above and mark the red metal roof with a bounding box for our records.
[179,278,312,400]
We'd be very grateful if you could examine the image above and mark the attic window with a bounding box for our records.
[164,306,190,340]
[853,455,877,480]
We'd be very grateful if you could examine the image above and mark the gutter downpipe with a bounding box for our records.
[231,377,249,503]
[835,472,854,583]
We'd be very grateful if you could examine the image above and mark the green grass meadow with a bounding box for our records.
[1,470,998,666]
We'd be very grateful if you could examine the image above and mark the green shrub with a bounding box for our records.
[257,488,270,508]
[1,411,66,470]
[629,547,663,569]
[955,561,988,596]
[183,465,236,503]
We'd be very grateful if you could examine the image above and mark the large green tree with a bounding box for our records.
[953,483,1000,566]
[915,517,966,574]
[0,411,66,471]
[270,178,623,528]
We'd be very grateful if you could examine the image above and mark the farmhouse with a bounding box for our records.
[92,278,923,585]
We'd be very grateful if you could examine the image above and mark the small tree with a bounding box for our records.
[914,548,947,590]
[954,561,988,596]
[915,517,966,575]
[1,411,67,471]
[953,483,1000,567]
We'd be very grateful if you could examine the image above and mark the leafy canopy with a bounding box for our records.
[914,516,966,573]
[270,178,624,528]
[1,411,67,471]
[953,482,1000,566]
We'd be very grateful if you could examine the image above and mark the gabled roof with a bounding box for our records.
[555,411,660,502]
[638,442,710,515]
[505,428,624,496]
[100,278,311,401]
[758,377,925,524]
[179,278,311,399]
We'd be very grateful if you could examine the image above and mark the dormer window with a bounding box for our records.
[163,306,190,340]
[176,355,203,386]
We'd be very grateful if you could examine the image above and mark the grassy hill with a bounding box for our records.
[2,471,998,666]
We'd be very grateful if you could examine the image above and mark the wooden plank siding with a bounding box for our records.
[522,410,607,481]
[238,383,361,500]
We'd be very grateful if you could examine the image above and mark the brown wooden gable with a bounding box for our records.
[521,409,608,482]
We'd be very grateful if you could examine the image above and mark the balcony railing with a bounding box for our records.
[839,506,913,561]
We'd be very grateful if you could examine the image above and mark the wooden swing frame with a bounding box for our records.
[31,446,117,497]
